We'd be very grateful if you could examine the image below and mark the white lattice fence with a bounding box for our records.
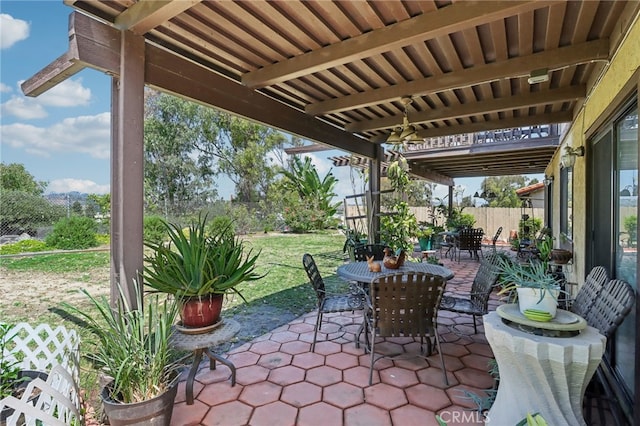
[1,322,82,425]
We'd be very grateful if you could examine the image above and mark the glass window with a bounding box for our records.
[615,106,637,396]
[560,167,573,240]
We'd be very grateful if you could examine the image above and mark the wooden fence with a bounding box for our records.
[343,205,545,243]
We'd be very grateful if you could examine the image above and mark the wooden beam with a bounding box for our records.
[21,51,85,97]
[21,12,376,159]
[242,1,554,88]
[284,144,333,155]
[371,111,573,142]
[115,0,203,35]
[347,85,586,132]
[307,39,609,116]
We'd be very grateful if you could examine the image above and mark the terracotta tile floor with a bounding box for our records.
[170,253,503,426]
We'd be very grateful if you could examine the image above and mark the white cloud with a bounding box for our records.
[1,96,47,119]
[0,82,12,93]
[47,178,109,195]
[1,79,92,120]
[1,112,111,158]
[0,14,29,49]
[35,79,91,107]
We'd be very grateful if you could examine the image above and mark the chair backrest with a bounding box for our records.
[469,253,502,311]
[353,244,388,261]
[302,253,325,302]
[370,272,446,337]
[571,266,609,318]
[584,278,635,337]
[492,227,503,245]
[458,228,483,250]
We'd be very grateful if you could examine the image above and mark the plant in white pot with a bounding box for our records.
[61,285,180,425]
[496,257,563,320]
[143,214,264,329]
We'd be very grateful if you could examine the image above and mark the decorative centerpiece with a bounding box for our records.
[383,247,406,269]
[550,248,573,264]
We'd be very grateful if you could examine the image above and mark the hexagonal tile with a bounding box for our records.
[466,342,494,358]
[239,381,282,406]
[288,322,316,334]
[235,365,270,385]
[312,340,342,355]
[248,340,281,355]
[201,400,252,426]
[171,400,210,426]
[280,340,311,355]
[417,367,457,389]
[175,379,204,404]
[248,401,298,426]
[440,341,471,357]
[257,351,293,369]
[405,383,452,411]
[363,383,408,410]
[198,382,243,407]
[379,366,419,388]
[227,351,260,368]
[344,403,392,426]
[446,384,487,409]
[281,381,322,407]
[298,402,343,426]
[291,352,325,369]
[344,365,378,387]
[270,330,300,343]
[306,365,342,386]
[196,364,234,385]
[391,404,442,426]
[268,365,305,386]
[325,352,359,370]
[323,382,364,408]
[460,353,494,371]
[453,367,494,390]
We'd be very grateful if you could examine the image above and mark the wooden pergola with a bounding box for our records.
[21,1,640,307]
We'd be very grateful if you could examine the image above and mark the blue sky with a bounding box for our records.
[0,1,532,202]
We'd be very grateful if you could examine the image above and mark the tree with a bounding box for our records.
[0,190,65,235]
[71,201,83,216]
[279,156,341,231]
[0,163,47,195]
[480,176,531,207]
[144,92,219,216]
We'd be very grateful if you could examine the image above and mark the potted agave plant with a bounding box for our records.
[496,256,564,320]
[61,285,180,425]
[143,214,264,330]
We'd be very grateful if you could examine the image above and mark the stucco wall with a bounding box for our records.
[546,16,640,285]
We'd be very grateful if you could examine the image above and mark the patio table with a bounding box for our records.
[337,261,454,283]
[484,310,605,425]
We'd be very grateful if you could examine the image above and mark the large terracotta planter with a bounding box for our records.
[180,294,224,328]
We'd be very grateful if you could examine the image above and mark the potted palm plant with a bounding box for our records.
[61,285,180,425]
[496,256,563,319]
[143,214,264,329]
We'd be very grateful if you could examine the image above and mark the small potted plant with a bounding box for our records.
[417,226,435,251]
[61,285,180,425]
[496,256,564,319]
[143,214,264,329]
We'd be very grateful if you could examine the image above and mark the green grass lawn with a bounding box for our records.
[0,230,350,418]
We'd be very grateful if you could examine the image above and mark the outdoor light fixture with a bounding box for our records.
[386,96,424,144]
[543,175,554,186]
[527,68,549,84]
[560,145,585,168]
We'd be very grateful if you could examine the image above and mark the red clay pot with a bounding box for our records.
[180,294,223,328]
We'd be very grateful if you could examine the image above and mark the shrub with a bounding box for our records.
[0,239,48,255]
[0,190,66,236]
[207,215,235,239]
[144,215,168,245]
[45,216,99,250]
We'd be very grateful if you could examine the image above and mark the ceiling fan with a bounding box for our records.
[385,96,424,144]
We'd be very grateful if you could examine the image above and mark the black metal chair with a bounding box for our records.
[455,228,484,262]
[302,253,366,351]
[482,226,503,253]
[439,253,502,333]
[365,271,448,386]
[353,244,388,262]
